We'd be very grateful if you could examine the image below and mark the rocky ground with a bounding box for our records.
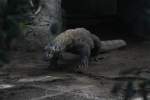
[0,39,150,100]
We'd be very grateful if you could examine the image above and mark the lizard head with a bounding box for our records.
[44,43,61,60]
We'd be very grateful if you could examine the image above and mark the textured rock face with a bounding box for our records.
[20,0,62,51]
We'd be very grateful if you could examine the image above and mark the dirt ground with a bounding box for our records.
[0,39,150,100]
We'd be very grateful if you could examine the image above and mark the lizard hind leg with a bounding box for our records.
[90,55,105,62]
[90,34,102,62]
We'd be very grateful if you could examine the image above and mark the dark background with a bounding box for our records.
[62,0,150,40]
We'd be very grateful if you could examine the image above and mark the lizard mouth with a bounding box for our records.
[48,53,53,58]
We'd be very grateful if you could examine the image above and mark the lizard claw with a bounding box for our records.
[77,57,89,72]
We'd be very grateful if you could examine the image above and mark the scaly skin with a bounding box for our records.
[44,28,126,71]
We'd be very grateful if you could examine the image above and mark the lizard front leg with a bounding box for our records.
[49,53,62,69]
[79,55,89,71]
[74,42,91,72]
[49,57,58,68]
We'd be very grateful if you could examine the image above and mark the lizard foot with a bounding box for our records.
[76,57,89,72]
[90,56,104,62]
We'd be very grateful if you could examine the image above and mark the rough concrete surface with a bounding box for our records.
[0,40,150,100]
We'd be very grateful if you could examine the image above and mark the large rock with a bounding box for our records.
[19,0,62,51]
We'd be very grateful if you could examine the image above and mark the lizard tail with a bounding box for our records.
[100,39,127,52]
